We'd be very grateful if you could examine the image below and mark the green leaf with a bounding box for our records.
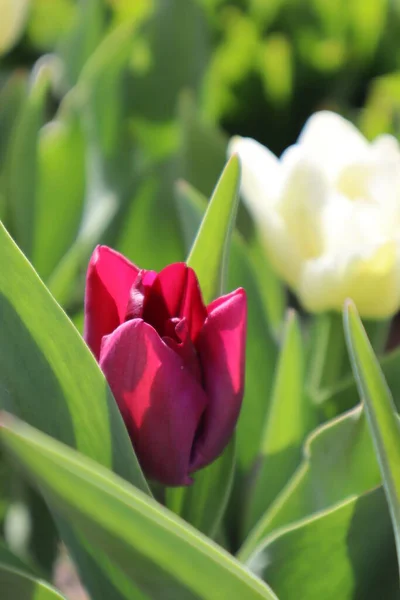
[187,155,241,303]
[0,565,66,600]
[239,405,380,561]
[0,538,38,577]
[6,67,50,258]
[59,0,106,86]
[0,73,27,223]
[0,221,146,489]
[78,22,135,160]
[321,346,400,417]
[247,488,398,600]
[244,310,317,534]
[0,221,149,599]
[32,103,86,282]
[247,234,285,340]
[307,312,350,404]
[46,184,116,308]
[0,416,278,600]
[344,299,400,571]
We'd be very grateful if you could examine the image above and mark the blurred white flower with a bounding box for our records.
[0,0,30,56]
[229,111,400,318]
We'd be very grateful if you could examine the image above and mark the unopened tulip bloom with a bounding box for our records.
[84,246,246,486]
[230,111,400,318]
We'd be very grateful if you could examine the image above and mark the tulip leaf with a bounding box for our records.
[239,405,380,561]
[0,221,146,487]
[307,312,350,403]
[247,488,398,600]
[6,67,50,259]
[187,154,241,304]
[31,105,86,283]
[0,221,149,599]
[0,565,66,600]
[59,0,106,86]
[0,416,278,600]
[321,344,400,417]
[243,310,317,535]
[0,538,39,577]
[344,299,400,571]
[0,73,27,224]
[247,233,286,340]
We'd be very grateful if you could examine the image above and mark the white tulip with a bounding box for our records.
[229,111,400,318]
[0,0,30,56]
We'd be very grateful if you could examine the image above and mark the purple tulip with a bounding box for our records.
[84,246,247,486]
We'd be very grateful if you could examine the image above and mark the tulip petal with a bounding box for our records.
[278,148,328,261]
[228,136,282,214]
[298,111,369,180]
[192,289,247,471]
[99,319,207,486]
[84,246,140,359]
[143,263,207,341]
[299,242,400,318]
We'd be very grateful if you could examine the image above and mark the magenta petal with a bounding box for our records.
[84,246,140,359]
[99,319,207,486]
[191,288,247,471]
[143,263,207,341]
[181,267,208,341]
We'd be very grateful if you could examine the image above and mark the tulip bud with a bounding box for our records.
[84,246,247,486]
[229,111,400,318]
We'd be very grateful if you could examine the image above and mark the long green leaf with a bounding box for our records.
[187,154,241,303]
[244,310,316,534]
[0,564,66,600]
[247,488,398,600]
[6,67,49,257]
[0,221,149,599]
[0,538,38,577]
[344,299,400,571]
[239,405,380,560]
[0,221,146,488]
[321,345,400,417]
[0,416,278,600]
[32,106,86,282]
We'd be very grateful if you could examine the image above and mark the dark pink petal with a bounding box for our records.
[163,318,202,383]
[125,270,157,320]
[84,246,140,359]
[180,267,208,341]
[99,319,207,486]
[191,288,247,471]
[143,263,207,341]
